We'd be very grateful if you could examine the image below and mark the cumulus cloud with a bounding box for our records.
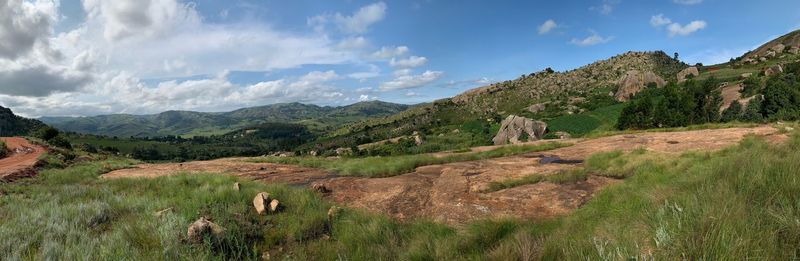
[590,0,619,15]
[309,2,387,34]
[0,0,57,59]
[650,14,672,27]
[389,56,427,68]
[650,14,706,37]
[337,36,369,50]
[673,0,703,5]
[667,20,707,36]
[371,46,409,59]
[538,19,558,35]
[379,70,443,91]
[570,31,613,47]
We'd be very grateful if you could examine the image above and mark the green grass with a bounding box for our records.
[249,142,571,177]
[547,103,625,137]
[483,169,589,192]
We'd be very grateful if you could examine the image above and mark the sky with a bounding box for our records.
[1,0,800,117]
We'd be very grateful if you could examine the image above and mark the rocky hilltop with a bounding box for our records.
[743,30,800,60]
[451,51,687,114]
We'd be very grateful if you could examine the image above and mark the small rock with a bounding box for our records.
[233,182,240,191]
[311,183,330,193]
[261,251,270,260]
[187,217,225,244]
[269,199,281,213]
[253,192,271,215]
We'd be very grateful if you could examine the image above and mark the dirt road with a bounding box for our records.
[103,126,785,224]
[0,137,46,181]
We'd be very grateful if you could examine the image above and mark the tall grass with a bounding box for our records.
[250,142,571,177]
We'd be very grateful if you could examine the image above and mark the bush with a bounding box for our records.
[0,140,6,158]
[35,126,60,141]
[48,135,72,149]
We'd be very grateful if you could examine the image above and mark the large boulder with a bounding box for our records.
[677,67,700,83]
[187,217,225,243]
[614,70,666,102]
[771,43,786,54]
[492,115,547,145]
[253,192,271,215]
[764,64,784,77]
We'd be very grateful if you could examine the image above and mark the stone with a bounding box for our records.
[554,131,572,139]
[741,73,753,79]
[187,217,225,243]
[311,183,330,193]
[790,47,800,55]
[764,64,784,77]
[269,199,281,213]
[233,182,240,191]
[766,50,777,58]
[253,192,271,215]
[309,150,318,156]
[526,102,548,113]
[492,115,547,145]
[614,70,666,102]
[413,135,423,146]
[760,57,768,62]
[335,147,352,156]
[771,43,786,54]
[154,207,173,217]
[677,67,700,83]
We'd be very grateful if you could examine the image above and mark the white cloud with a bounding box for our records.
[590,0,619,15]
[348,64,381,81]
[538,19,558,35]
[389,56,427,68]
[650,14,672,27]
[393,68,411,76]
[309,2,387,34]
[371,46,409,59]
[667,20,707,36]
[673,0,703,5]
[649,14,706,37]
[380,70,443,91]
[570,31,613,47]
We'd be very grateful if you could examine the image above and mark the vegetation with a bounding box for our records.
[0,140,7,158]
[0,105,47,136]
[250,142,570,178]
[617,78,723,130]
[42,101,411,138]
[547,104,625,137]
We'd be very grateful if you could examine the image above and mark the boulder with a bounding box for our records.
[413,135,423,146]
[335,147,352,156]
[771,43,786,54]
[614,70,666,102]
[760,57,768,62]
[740,73,753,79]
[187,217,225,243]
[764,64,784,77]
[491,115,547,145]
[677,67,700,83]
[790,47,800,55]
[526,102,548,113]
[253,192,271,215]
[311,183,330,193]
[269,199,281,213]
[233,182,240,191]
[554,131,572,139]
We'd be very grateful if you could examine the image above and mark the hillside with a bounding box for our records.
[743,29,800,60]
[0,106,47,136]
[311,51,687,152]
[42,101,411,137]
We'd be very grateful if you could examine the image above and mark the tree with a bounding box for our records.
[721,101,743,122]
[35,127,60,141]
[674,52,679,60]
[740,97,764,122]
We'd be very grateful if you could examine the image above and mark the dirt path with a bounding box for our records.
[0,137,46,181]
[103,126,785,224]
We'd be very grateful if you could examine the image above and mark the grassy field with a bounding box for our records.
[2,131,800,259]
[248,142,571,178]
[547,104,625,137]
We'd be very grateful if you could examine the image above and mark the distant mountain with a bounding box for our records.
[0,106,47,136]
[41,101,412,137]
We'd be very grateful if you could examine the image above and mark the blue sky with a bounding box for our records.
[1,0,799,117]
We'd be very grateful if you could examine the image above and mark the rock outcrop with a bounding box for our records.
[492,115,547,145]
[764,65,784,77]
[677,66,700,83]
[614,70,666,102]
[187,217,225,243]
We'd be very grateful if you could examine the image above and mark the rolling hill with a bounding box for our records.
[0,106,47,136]
[41,101,412,138]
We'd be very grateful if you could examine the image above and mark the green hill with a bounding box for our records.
[42,101,412,138]
[0,106,47,136]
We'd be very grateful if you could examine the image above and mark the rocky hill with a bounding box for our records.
[0,106,47,136]
[743,30,800,60]
[313,51,688,151]
[42,101,412,137]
